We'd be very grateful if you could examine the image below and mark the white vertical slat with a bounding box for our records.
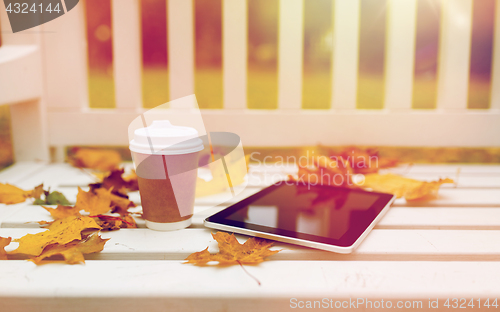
[0,3,49,162]
[0,4,37,45]
[331,0,360,110]
[10,100,49,162]
[277,0,303,110]
[436,0,473,110]
[41,3,89,110]
[384,0,417,110]
[168,0,195,101]
[222,0,247,109]
[491,1,500,110]
[111,0,142,110]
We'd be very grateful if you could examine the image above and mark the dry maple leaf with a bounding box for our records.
[69,148,122,172]
[75,187,113,215]
[0,183,33,205]
[32,184,44,200]
[90,168,139,193]
[31,232,109,264]
[43,205,81,220]
[10,216,101,256]
[185,232,280,265]
[0,236,12,260]
[293,156,355,188]
[360,173,454,201]
[91,214,137,231]
[327,146,399,174]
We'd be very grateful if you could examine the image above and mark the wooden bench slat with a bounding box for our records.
[0,260,499,306]
[3,205,500,231]
[38,186,500,207]
[1,228,499,261]
[0,162,47,185]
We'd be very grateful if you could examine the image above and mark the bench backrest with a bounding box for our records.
[0,0,499,162]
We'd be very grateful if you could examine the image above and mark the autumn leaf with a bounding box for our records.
[75,187,113,215]
[31,232,109,264]
[33,190,71,206]
[185,232,280,265]
[43,205,81,220]
[10,216,101,256]
[109,192,136,215]
[0,236,12,260]
[360,173,454,201]
[69,148,122,172]
[91,214,137,231]
[0,183,33,204]
[90,168,139,193]
[328,146,399,174]
[32,184,44,200]
[123,170,139,191]
[293,155,355,188]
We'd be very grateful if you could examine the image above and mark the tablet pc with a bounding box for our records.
[204,182,395,253]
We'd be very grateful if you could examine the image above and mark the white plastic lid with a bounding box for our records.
[129,120,204,155]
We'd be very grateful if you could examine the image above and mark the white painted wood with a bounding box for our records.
[0,2,39,45]
[168,0,194,100]
[111,0,143,110]
[41,3,89,110]
[0,162,47,184]
[0,261,499,312]
[331,0,360,110]
[5,203,500,231]
[47,110,500,147]
[9,100,50,162]
[384,0,417,110]
[0,46,42,105]
[2,228,500,261]
[436,0,473,110]
[222,0,247,109]
[277,0,303,110]
[376,207,500,229]
[491,1,500,110]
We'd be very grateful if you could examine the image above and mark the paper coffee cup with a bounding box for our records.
[129,120,204,231]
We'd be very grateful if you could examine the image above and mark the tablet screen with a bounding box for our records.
[206,183,394,248]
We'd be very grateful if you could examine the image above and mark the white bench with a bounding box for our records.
[0,162,499,311]
[1,0,500,310]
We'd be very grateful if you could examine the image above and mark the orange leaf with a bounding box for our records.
[0,183,33,205]
[32,184,44,200]
[329,146,399,174]
[10,216,101,256]
[43,205,81,220]
[0,236,12,260]
[31,232,109,264]
[109,192,136,215]
[360,173,454,201]
[185,232,280,265]
[91,168,139,193]
[91,214,137,231]
[69,148,122,172]
[75,187,112,215]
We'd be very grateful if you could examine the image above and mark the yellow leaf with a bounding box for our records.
[75,187,112,215]
[0,183,32,205]
[360,173,454,201]
[32,184,44,199]
[0,236,12,260]
[43,205,81,220]
[69,148,122,172]
[31,232,109,264]
[185,232,280,265]
[10,216,101,256]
